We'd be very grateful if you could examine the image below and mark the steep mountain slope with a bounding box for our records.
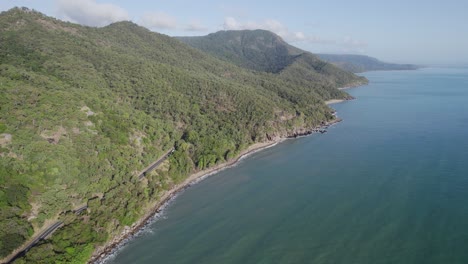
[317,54,420,73]
[178,30,304,73]
[0,8,364,263]
[177,30,368,92]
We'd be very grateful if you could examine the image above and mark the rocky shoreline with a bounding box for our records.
[88,116,343,264]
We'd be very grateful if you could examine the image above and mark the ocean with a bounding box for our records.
[107,68,468,264]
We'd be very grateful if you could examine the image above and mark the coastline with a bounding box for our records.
[88,118,342,264]
[325,99,346,105]
[89,140,282,263]
[330,81,367,104]
[338,86,356,90]
[339,79,369,90]
[326,96,356,105]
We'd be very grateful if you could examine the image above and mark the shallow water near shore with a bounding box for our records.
[107,68,468,264]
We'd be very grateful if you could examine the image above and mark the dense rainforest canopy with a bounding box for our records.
[0,7,366,263]
[177,29,366,88]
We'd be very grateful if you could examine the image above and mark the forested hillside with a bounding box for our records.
[178,30,304,73]
[0,8,365,263]
[178,30,367,92]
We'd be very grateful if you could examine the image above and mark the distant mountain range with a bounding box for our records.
[317,54,420,73]
[178,29,303,73]
[177,30,367,90]
[177,30,418,75]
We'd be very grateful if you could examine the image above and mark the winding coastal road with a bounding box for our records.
[138,147,174,179]
[4,147,175,263]
[74,205,88,215]
[6,221,63,264]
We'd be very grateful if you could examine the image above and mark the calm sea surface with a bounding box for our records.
[108,68,468,264]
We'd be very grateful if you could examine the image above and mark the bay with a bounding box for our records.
[108,68,468,264]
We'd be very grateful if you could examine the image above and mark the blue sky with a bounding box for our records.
[1,0,467,65]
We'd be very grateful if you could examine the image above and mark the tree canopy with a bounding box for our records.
[0,7,366,263]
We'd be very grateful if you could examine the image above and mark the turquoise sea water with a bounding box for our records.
[108,68,468,264]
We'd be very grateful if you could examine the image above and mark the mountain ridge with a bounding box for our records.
[0,7,365,263]
[178,29,303,73]
[317,53,420,73]
[177,30,367,91]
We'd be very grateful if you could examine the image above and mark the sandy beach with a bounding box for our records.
[325,99,346,105]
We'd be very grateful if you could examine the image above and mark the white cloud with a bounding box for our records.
[222,17,367,52]
[223,17,289,38]
[260,19,289,38]
[222,17,327,44]
[293,32,306,41]
[140,12,177,30]
[55,0,205,32]
[185,20,207,32]
[56,0,129,27]
[223,17,241,30]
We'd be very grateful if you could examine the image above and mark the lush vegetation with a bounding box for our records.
[177,29,367,90]
[0,7,365,263]
[178,30,305,73]
[317,54,420,73]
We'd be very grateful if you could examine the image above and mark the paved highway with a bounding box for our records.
[5,147,174,263]
[6,221,63,263]
[74,205,88,215]
[138,148,174,179]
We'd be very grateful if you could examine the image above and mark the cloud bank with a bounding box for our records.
[223,17,367,52]
[140,12,177,30]
[185,20,208,32]
[223,17,307,41]
[56,0,129,27]
[55,0,206,32]
[53,1,365,51]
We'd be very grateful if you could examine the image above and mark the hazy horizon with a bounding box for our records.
[1,0,467,65]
